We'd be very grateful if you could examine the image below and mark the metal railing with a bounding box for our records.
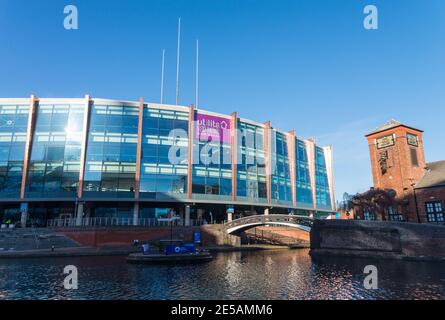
[47,217,208,228]
[224,214,314,232]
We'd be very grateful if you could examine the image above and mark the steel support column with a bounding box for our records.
[185,204,191,227]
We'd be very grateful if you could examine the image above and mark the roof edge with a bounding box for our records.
[365,124,424,137]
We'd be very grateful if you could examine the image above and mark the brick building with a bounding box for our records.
[364,120,444,224]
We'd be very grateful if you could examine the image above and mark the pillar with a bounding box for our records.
[179,207,185,224]
[75,203,84,227]
[133,202,139,226]
[309,211,315,219]
[197,208,204,221]
[20,203,29,228]
[84,206,91,226]
[185,205,191,227]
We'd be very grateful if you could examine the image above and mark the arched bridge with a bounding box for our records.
[224,215,314,234]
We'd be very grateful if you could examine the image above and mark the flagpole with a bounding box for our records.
[196,39,199,111]
[175,18,181,105]
[160,49,165,104]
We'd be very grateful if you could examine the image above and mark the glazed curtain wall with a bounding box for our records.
[295,139,313,207]
[26,104,84,198]
[82,104,138,198]
[0,104,29,198]
[139,108,189,200]
[192,115,232,201]
[236,121,267,203]
[315,146,332,210]
[270,130,292,205]
[1,98,333,211]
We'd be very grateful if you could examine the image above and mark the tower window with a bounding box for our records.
[379,151,388,175]
[410,148,419,167]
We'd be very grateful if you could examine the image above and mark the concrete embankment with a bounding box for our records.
[0,246,138,259]
[310,220,445,261]
[0,224,308,259]
[0,244,295,259]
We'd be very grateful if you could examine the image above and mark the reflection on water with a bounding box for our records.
[0,249,444,300]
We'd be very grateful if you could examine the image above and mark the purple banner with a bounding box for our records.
[195,113,231,143]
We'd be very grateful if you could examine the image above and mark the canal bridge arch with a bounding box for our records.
[224,215,314,234]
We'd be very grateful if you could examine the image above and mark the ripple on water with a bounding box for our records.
[0,249,444,300]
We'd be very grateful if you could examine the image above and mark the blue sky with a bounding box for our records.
[1,0,445,202]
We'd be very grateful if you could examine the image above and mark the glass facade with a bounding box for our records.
[0,98,335,216]
[26,104,84,198]
[315,146,332,210]
[83,104,138,198]
[270,130,292,205]
[140,107,189,199]
[236,121,268,203]
[0,104,29,198]
[295,139,313,207]
[192,114,232,201]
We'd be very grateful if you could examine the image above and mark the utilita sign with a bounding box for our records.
[195,113,231,143]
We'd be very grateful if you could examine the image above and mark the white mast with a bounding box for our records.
[160,49,165,104]
[175,18,181,105]
[196,39,199,110]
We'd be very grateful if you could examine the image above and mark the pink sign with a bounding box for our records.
[195,113,231,143]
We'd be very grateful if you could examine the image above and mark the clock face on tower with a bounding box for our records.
[407,133,419,147]
[376,135,395,149]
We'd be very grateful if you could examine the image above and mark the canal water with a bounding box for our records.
[1,249,444,300]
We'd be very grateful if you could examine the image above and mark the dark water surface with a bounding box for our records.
[1,249,444,300]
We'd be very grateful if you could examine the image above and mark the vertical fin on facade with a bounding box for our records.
[323,145,335,211]
[135,97,144,200]
[305,139,317,210]
[77,95,91,199]
[20,95,38,199]
[231,112,238,202]
[187,105,195,200]
[287,130,297,208]
[264,121,272,206]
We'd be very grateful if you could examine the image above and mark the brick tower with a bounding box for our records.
[365,120,426,222]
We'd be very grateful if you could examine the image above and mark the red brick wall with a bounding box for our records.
[62,225,225,247]
[367,126,426,222]
[415,187,445,223]
[245,226,310,242]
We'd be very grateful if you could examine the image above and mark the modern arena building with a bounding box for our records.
[0,96,335,228]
